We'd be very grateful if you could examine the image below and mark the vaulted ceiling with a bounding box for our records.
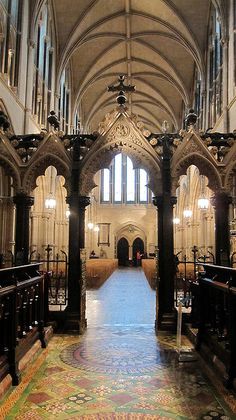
[52,0,211,133]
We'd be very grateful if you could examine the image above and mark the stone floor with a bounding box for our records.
[1,268,236,419]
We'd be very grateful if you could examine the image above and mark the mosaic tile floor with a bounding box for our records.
[1,268,236,419]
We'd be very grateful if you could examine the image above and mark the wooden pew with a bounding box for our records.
[141,259,157,289]
[195,263,236,388]
[86,259,118,288]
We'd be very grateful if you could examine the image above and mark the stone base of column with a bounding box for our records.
[63,311,87,334]
[155,310,176,333]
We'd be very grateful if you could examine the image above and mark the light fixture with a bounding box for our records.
[45,167,57,209]
[173,217,180,224]
[45,197,56,209]
[183,209,192,218]
[198,198,209,210]
[198,175,209,210]
[66,210,70,218]
[88,222,94,230]
[162,120,169,133]
[94,225,100,232]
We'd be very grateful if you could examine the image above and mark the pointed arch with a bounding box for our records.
[79,113,162,196]
[172,153,222,194]
[22,153,70,195]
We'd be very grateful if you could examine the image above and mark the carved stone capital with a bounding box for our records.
[66,194,90,210]
[79,196,90,209]
[152,195,177,208]
[210,192,232,208]
[152,196,163,208]
[13,193,34,208]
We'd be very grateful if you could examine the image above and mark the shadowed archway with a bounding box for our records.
[117,237,129,266]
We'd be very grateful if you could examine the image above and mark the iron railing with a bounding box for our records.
[30,248,68,309]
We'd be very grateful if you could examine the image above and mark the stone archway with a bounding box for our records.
[117,237,129,266]
[72,111,161,331]
[79,111,162,197]
[132,238,145,266]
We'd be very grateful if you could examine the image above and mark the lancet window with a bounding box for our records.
[32,2,54,127]
[0,0,23,87]
[207,6,223,127]
[101,154,150,204]
[58,67,71,133]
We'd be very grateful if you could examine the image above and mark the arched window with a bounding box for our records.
[32,2,54,127]
[58,67,71,133]
[234,0,236,86]
[207,7,223,127]
[100,154,151,204]
[0,0,23,87]
[192,67,202,128]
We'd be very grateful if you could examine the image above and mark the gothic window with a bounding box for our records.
[207,7,223,127]
[101,153,150,204]
[193,68,202,128]
[58,67,71,133]
[32,2,54,127]
[126,156,135,202]
[234,0,236,86]
[102,168,110,202]
[0,0,23,87]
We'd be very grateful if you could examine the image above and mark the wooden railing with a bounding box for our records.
[0,263,46,386]
[195,263,236,388]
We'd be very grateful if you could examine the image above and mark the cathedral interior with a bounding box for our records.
[1,0,236,418]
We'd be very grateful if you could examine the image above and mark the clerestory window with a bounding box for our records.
[32,2,54,127]
[0,0,23,88]
[207,7,223,127]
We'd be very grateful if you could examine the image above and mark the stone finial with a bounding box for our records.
[47,111,60,130]
[185,109,197,128]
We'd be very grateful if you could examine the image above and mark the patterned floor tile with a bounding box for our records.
[1,268,236,419]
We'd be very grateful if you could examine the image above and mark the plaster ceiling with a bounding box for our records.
[52,0,211,133]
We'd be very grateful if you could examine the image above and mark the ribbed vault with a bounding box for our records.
[52,0,212,132]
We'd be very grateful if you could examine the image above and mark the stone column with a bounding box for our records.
[211,192,231,266]
[65,193,90,332]
[13,193,34,265]
[153,195,176,331]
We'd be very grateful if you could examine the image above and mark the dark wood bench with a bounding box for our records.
[0,263,46,385]
[195,263,236,388]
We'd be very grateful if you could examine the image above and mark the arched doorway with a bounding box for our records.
[132,237,144,266]
[117,237,129,266]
